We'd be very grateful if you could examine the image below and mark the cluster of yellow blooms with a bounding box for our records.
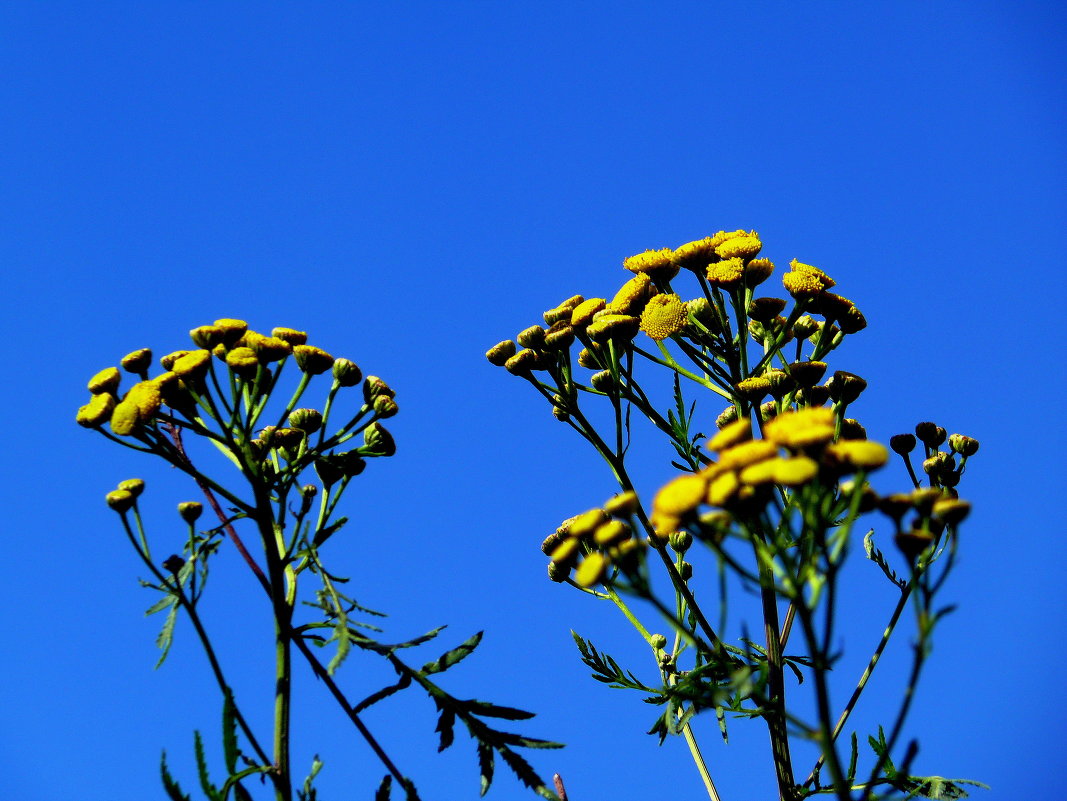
[76,319,354,437]
[541,491,648,589]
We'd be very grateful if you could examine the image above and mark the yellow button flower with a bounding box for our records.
[764,407,836,448]
[623,247,678,279]
[640,294,687,341]
[707,418,752,453]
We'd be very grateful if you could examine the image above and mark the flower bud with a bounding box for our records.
[590,370,614,391]
[574,552,610,587]
[120,349,153,374]
[577,347,601,369]
[932,498,971,526]
[486,340,517,366]
[838,305,867,334]
[708,418,751,452]
[649,633,668,650]
[825,371,867,404]
[213,319,248,348]
[922,451,954,477]
[361,422,396,457]
[840,418,867,440]
[171,350,212,382]
[610,272,654,315]
[225,347,260,378]
[245,332,293,362]
[604,491,640,518]
[744,258,775,288]
[118,478,145,498]
[110,400,142,436]
[551,395,569,422]
[88,367,121,395]
[569,508,610,539]
[293,345,335,375]
[543,322,575,351]
[792,316,819,339]
[363,376,396,403]
[288,408,323,434]
[547,561,570,583]
[543,295,585,325]
[795,385,831,407]
[747,297,787,325]
[787,361,827,388]
[373,394,399,418]
[877,493,913,524]
[895,528,934,560]
[716,405,739,429]
[948,434,979,457]
[77,392,117,428]
[178,501,203,523]
[314,455,344,487]
[549,538,581,568]
[823,440,889,472]
[586,313,640,344]
[668,530,693,553]
[914,422,946,449]
[159,350,191,371]
[190,325,225,350]
[735,376,772,402]
[332,358,362,386]
[162,554,186,574]
[505,348,538,375]
[106,489,136,513]
[911,488,943,517]
[623,247,677,279]
[759,401,777,422]
[271,427,305,452]
[517,325,546,350]
[594,520,630,548]
[678,561,693,581]
[272,327,308,346]
[889,434,917,455]
[570,298,607,327]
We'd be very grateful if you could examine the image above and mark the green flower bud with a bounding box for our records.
[314,455,344,487]
[840,418,867,440]
[120,348,153,374]
[932,498,971,526]
[332,358,363,386]
[363,376,396,403]
[948,434,979,457]
[293,345,335,375]
[590,369,614,391]
[504,348,538,375]
[361,422,396,457]
[178,502,203,524]
[668,530,693,553]
[106,489,135,513]
[649,633,668,650]
[373,394,399,419]
[118,478,145,498]
[517,325,546,350]
[787,361,827,388]
[576,347,601,369]
[792,315,819,339]
[543,322,575,351]
[747,297,787,324]
[678,561,693,581]
[486,340,517,366]
[825,371,867,404]
[716,405,739,429]
[551,394,569,422]
[289,408,323,434]
[547,561,570,583]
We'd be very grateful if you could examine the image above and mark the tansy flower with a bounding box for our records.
[765,407,836,449]
[707,470,741,507]
[88,367,121,395]
[653,474,708,518]
[76,392,116,428]
[623,248,678,279]
[714,231,762,260]
[640,294,687,340]
[125,380,163,419]
[717,439,779,470]
[824,440,889,471]
[609,273,653,315]
[574,552,610,587]
[671,237,718,272]
[586,314,640,343]
[570,298,607,327]
[707,418,752,452]
[707,258,744,290]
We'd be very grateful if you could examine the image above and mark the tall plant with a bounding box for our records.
[78,320,561,800]
[488,231,985,800]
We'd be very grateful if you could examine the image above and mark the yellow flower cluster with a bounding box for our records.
[545,491,647,587]
[623,247,678,279]
[639,294,687,340]
[647,409,889,534]
[77,319,352,438]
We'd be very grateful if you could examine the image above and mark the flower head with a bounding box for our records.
[623,248,678,279]
[639,294,687,340]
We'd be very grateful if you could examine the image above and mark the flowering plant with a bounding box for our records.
[489,231,985,801]
[78,320,561,801]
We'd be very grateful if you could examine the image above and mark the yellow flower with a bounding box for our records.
[272,327,308,346]
[824,440,889,471]
[764,407,836,449]
[640,294,687,340]
[623,247,677,278]
[707,470,740,507]
[213,318,249,347]
[593,520,630,547]
[125,380,162,420]
[609,273,653,315]
[789,259,836,289]
[586,314,640,343]
[110,399,141,436]
[739,459,777,485]
[714,232,762,260]
[570,298,607,327]
[706,258,744,290]
[782,270,825,299]
[671,237,718,272]
[604,490,640,517]
[226,347,260,377]
[120,349,152,374]
[574,552,610,587]
[171,350,212,380]
[88,367,121,395]
[735,376,772,401]
[773,456,819,486]
[243,331,293,362]
[76,392,116,428]
[744,258,775,288]
[190,325,225,350]
[653,474,708,517]
[717,439,779,470]
[549,538,581,567]
[160,350,191,371]
[485,340,516,366]
[569,508,609,538]
[707,418,752,453]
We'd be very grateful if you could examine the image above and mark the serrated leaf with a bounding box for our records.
[421,631,483,675]
[145,595,176,616]
[375,774,392,801]
[435,706,456,752]
[491,731,564,749]
[477,741,495,797]
[222,690,239,774]
[193,730,221,801]
[498,746,548,792]
[154,602,180,669]
[467,700,536,721]
[353,673,413,714]
[161,751,191,801]
[327,620,352,675]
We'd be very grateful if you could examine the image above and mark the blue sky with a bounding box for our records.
[2,2,1064,800]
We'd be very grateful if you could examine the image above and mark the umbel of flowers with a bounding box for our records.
[489,232,982,801]
[80,320,561,801]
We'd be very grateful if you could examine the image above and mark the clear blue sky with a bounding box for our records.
[3,2,1064,800]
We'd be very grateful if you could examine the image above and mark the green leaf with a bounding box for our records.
[435,706,456,752]
[326,619,352,675]
[375,774,392,801]
[466,700,537,721]
[477,741,495,796]
[193,730,222,801]
[160,751,191,801]
[847,731,858,782]
[421,631,483,675]
[145,595,177,616]
[221,690,239,774]
[154,602,180,669]
[312,515,349,547]
[353,673,413,714]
